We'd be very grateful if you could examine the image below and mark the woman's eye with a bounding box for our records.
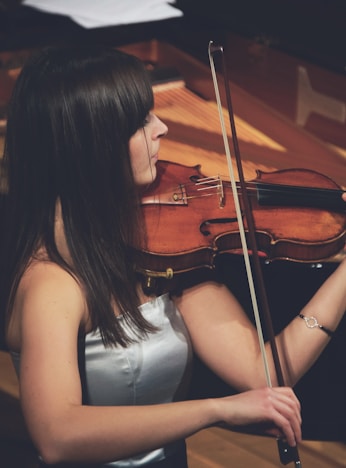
[143,112,153,126]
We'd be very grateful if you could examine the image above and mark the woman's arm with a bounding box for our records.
[175,257,346,390]
[10,262,301,465]
[276,256,346,385]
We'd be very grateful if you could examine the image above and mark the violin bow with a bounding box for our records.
[208,41,302,467]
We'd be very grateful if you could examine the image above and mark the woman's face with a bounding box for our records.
[129,112,168,186]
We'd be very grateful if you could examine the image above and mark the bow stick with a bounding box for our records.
[208,41,302,467]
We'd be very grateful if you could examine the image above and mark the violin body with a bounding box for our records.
[138,160,345,280]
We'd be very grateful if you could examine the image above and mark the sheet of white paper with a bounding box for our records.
[22,0,183,28]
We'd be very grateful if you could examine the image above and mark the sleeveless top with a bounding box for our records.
[11,293,193,467]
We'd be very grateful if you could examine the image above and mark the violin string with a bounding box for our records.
[177,179,343,198]
[183,192,221,200]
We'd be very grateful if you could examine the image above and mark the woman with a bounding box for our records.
[2,45,346,467]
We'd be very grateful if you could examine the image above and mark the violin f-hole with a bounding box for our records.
[200,217,239,236]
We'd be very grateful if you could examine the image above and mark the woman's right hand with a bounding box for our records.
[214,386,302,447]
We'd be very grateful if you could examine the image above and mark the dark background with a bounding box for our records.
[1,0,346,75]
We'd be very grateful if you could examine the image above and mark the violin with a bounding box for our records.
[137,159,345,283]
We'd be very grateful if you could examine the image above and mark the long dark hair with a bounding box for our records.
[2,45,157,347]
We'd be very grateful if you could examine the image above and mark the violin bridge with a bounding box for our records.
[193,175,225,207]
[217,175,225,208]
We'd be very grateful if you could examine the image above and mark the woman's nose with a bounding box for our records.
[154,115,168,139]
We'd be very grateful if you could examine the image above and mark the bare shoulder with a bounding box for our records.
[7,260,87,351]
[24,259,78,284]
[20,260,85,308]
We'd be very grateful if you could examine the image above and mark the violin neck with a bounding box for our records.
[256,183,346,211]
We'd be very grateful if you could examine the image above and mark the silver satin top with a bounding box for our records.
[11,293,193,467]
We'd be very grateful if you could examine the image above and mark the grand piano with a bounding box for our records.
[0,0,345,462]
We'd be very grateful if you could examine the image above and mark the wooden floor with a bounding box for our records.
[187,430,346,467]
